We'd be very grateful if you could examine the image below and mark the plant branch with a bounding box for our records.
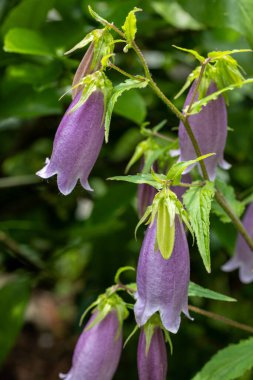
[130,41,253,250]
[108,62,140,81]
[189,304,253,334]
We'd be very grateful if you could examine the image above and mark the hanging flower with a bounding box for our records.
[37,90,105,195]
[222,202,253,283]
[59,309,122,380]
[138,325,167,380]
[134,217,190,333]
[178,81,229,180]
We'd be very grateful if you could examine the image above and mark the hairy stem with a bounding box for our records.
[189,304,253,334]
[130,40,253,250]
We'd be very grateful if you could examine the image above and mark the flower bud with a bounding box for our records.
[60,310,122,380]
[138,326,167,380]
[134,217,190,333]
[179,81,229,180]
[222,202,253,283]
[37,90,105,195]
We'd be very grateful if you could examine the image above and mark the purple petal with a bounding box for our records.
[134,218,190,333]
[137,327,168,380]
[60,311,122,380]
[37,91,104,195]
[222,202,253,283]
[179,82,228,180]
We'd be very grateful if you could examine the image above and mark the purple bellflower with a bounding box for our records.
[222,202,253,283]
[134,217,190,333]
[37,90,105,195]
[179,81,229,180]
[60,310,122,380]
[138,326,167,380]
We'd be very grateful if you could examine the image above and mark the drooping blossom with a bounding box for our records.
[179,81,229,180]
[134,217,190,333]
[222,202,253,283]
[60,310,122,380]
[137,326,167,380]
[37,90,104,195]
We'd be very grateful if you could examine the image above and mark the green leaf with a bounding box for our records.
[186,78,253,114]
[188,282,236,302]
[104,78,148,142]
[1,0,55,35]
[0,277,31,365]
[4,27,54,56]
[152,2,203,30]
[192,337,253,380]
[172,45,205,62]
[167,153,215,185]
[183,182,215,272]
[212,180,245,223]
[157,198,175,259]
[88,5,110,26]
[177,0,253,45]
[114,89,146,124]
[122,7,142,48]
[107,173,164,190]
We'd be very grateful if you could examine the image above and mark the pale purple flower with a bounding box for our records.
[37,90,104,195]
[134,217,190,333]
[222,203,253,283]
[60,310,122,380]
[179,81,229,180]
[138,327,167,380]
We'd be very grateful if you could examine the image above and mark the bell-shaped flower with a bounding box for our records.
[222,202,253,283]
[60,309,122,380]
[37,88,105,195]
[178,81,229,180]
[138,325,167,380]
[134,217,190,333]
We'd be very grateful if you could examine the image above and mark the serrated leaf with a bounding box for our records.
[108,173,163,189]
[183,182,215,272]
[157,199,175,259]
[188,282,236,302]
[122,7,142,47]
[167,153,215,185]
[212,180,245,223]
[192,337,253,380]
[104,78,148,142]
[172,45,205,62]
[186,78,253,114]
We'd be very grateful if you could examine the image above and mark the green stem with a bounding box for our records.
[108,62,141,81]
[189,305,253,334]
[130,40,253,251]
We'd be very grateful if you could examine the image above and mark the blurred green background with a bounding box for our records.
[0,0,253,379]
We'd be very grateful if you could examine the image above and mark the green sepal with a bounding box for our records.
[83,292,129,339]
[156,197,175,259]
[122,7,142,51]
[174,66,201,99]
[124,324,139,348]
[188,282,236,302]
[114,266,135,284]
[88,5,110,26]
[135,205,153,239]
[65,28,104,54]
[172,45,205,63]
[143,314,173,355]
[70,71,113,131]
[166,153,215,185]
[104,77,148,142]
